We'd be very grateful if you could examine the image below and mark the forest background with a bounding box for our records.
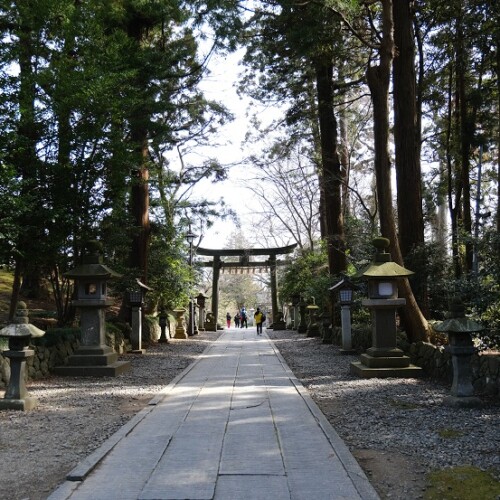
[0,0,498,347]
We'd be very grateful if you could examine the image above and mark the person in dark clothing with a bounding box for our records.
[240,307,247,328]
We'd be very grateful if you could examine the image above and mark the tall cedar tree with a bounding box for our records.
[242,0,347,273]
[366,0,429,342]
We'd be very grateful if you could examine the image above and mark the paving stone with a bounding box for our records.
[48,329,379,500]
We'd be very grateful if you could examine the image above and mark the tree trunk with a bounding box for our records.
[12,4,42,307]
[392,0,427,314]
[127,17,151,284]
[314,58,346,275]
[366,0,428,343]
[456,8,473,273]
[339,106,350,219]
[497,38,500,238]
[393,0,424,258]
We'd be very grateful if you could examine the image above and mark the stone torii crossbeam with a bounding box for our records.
[196,244,297,328]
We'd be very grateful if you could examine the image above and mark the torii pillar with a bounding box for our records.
[211,255,221,329]
[197,244,297,331]
[270,254,286,329]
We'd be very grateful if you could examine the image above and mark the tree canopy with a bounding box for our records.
[0,0,498,345]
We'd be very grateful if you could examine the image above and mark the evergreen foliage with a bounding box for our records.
[0,0,497,345]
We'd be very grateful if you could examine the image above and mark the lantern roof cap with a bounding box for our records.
[434,318,484,333]
[329,274,359,292]
[64,263,122,279]
[0,302,45,338]
[357,237,413,278]
[64,241,121,279]
[434,296,484,333]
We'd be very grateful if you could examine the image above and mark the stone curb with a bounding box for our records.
[47,339,215,499]
[266,330,381,500]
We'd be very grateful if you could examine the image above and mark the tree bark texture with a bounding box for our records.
[314,58,346,275]
[127,16,151,284]
[456,9,473,273]
[392,0,424,258]
[392,0,428,314]
[366,0,428,342]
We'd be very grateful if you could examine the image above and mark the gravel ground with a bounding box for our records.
[0,328,499,500]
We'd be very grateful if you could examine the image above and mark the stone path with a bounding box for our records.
[48,329,379,500]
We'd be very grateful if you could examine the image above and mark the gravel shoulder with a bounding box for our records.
[0,328,499,500]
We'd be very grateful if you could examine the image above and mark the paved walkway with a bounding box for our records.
[49,329,379,500]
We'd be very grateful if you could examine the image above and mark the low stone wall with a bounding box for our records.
[0,329,80,388]
[308,325,499,397]
[409,341,500,396]
[0,315,177,389]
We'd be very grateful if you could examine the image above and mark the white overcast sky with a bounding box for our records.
[181,48,266,248]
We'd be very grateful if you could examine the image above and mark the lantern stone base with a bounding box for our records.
[174,328,188,339]
[360,352,414,368]
[54,346,131,377]
[340,348,357,355]
[0,396,38,411]
[350,360,422,378]
[351,346,423,377]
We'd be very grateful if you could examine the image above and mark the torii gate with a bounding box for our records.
[196,244,297,327]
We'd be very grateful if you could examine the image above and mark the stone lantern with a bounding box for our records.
[297,298,308,334]
[204,311,217,332]
[434,297,482,407]
[55,241,130,377]
[306,301,320,338]
[173,308,188,339]
[291,294,301,330]
[330,276,358,354]
[127,279,152,354]
[158,307,169,344]
[350,237,422,378]
[196,293,207,332]
[0,302,45,410]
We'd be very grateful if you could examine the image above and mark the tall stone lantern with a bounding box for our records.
[196,293,207,332]
[54,241,131,377]
[297,297,308,334]
[434,297,483,407]
[330,276,358,354]
[350,237,422,378]
[306,301,320,338]
[127,279,152,354]
[0,302,45,410]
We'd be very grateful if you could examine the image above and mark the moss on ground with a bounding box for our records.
[437,428,465,439]
[424,466,500,500]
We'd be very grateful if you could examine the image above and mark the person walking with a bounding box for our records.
[226,312,232,329]
[234,312,240,328]
[240,307,247,328]
[254,307,265,335]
